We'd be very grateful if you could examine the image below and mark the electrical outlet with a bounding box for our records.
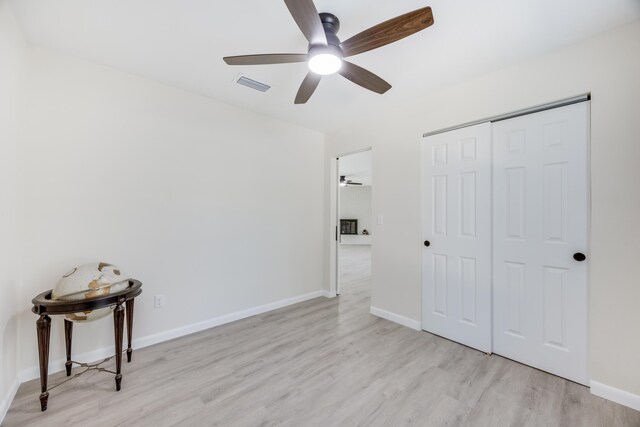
[154,294,166,309]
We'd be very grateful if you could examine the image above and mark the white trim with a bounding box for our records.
[133,290,324,350]
[19,290,325,383]
[331,147,373,297]
[0,377,20,425]
[322,290,337,298]
[335,156,341,296]
[370,306,421,331]
[19,346,115,383]
[591,381,640,411]
[328,156,339,298]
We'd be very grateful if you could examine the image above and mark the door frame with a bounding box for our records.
[329,147,373,297]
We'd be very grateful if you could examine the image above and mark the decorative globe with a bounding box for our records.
[52,262,129,322]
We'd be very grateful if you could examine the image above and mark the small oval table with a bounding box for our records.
[31,279,142,411]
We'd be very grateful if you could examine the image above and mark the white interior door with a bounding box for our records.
[492,102,589,384]
[421,122,492,353]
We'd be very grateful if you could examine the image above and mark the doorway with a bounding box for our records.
[337,150,372,296]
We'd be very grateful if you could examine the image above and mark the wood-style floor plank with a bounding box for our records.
[4,245,639,426]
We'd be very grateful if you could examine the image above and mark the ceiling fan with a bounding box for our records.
[340,176,363,186]
[223,0,434,104]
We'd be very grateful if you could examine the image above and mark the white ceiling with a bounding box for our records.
[9,0,640,132]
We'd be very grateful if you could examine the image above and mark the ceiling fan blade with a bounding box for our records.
[295,72,322,104]
[338,61,391,94]
[223,54,308,66]
[340,7,434,58]
[283,0,328,46]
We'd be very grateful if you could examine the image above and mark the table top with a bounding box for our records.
[32,279,142,316]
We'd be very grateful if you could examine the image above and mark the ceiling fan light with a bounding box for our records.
[307,45,343,76]
[308,53,342,75]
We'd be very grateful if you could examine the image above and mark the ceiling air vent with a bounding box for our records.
[234,74,271,93]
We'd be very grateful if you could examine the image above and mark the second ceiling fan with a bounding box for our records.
[223,0,434,104]
[340,176,363,186]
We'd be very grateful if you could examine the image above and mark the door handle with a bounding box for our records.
[424,240,431,247]
[573,252,586,262]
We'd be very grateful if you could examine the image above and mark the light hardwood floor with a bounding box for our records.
[4,245,639,426]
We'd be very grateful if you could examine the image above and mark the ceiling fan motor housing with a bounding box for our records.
[307,13,343,74]
[318,13,342,49]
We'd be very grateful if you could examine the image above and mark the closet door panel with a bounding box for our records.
[492,102,589,385]
[421,123,492,353]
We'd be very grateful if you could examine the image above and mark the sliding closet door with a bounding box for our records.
[492,102,589,384]
[421,123,492,353]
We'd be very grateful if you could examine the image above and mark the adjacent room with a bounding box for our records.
[1,0,639,425]
[338,150,372,297]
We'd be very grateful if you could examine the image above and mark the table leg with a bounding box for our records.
[125,299,134,362]
[64,319,73,376]
[113,302,125,391]
[36,314,51,411]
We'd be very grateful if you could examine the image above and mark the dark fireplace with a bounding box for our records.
[340,219,358,235]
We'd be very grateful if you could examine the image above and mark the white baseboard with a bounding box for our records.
[19,290,325,383]
[133,289,325,350]
[591,381,640,411]
[322,290,337,298]
[370,306,421,331]
[0,377,20,425]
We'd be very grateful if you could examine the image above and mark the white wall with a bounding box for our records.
[16,47,326,376]
[340,186,372,235]
[325,21,640,397]
[0,0,25,418]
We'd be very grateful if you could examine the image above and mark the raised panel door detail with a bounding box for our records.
[433,176,447,236]
[543,163,568,243]
[505,167,525,239]
[505,262,525,338]
[460,172,476,238]
[543,266,568,351]
[460,137,477,161]
[506,130,526,155]
[434,144,448,165]
[543,121,567,149]
[433,254,448,316]
[460,257,477,325]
